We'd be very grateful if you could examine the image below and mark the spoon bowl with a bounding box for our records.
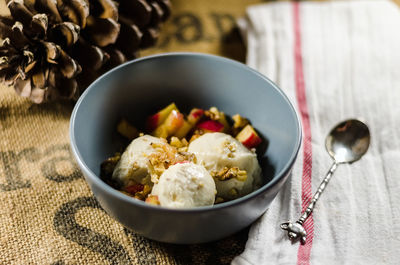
[325,119,370,164]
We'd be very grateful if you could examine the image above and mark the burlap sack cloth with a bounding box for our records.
[0,0,264,264]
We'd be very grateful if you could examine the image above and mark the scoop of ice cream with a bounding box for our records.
[112,135,171,187]
[151,162,216,208]
[188,132,262,200]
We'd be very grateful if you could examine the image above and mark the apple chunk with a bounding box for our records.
[117,119,139,140]
[218,113,230,132]
[204,107,231,132]
[187,108,204,124]
[145,195,160,205]
[197,120,224,133]
[152,124,168,138]
[174,120,193,139]
[236,124,262,148]
[164,110,184,134]
[124,184,144,195]
[146,103,178,131]
[152,110,184,138]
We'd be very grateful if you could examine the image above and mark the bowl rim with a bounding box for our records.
[70,52,302,213]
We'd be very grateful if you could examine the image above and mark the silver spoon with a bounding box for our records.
[280,119,370,244]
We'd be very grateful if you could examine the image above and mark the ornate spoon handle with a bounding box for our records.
[281,162,338,244]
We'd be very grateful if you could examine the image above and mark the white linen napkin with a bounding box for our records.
[234,1,400,264]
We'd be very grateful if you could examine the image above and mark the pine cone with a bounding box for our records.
[0,0,171,103]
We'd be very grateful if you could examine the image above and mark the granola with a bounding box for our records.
[211,167,248,182]
[147,142,196,183]
[204,107,222,120]
[232,114,249,135]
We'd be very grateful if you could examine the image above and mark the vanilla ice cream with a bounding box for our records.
[188,132,262,200]
[151,162,216,208]
[112,135,171,187]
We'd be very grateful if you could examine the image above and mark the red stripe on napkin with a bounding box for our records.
[293,2,314,265]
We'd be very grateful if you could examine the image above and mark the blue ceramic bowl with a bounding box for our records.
[70,53,301,244]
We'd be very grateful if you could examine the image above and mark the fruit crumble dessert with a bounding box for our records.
[101,103,264,208]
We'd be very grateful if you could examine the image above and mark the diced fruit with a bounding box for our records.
[170,136,182,148]
[181,138,189,146]
[174,120,193,139]
[204,107,220,120]
[146,103,178,131]
[169,136,189,148]
[189,133,202,143]
[197,120,224,133]
[218,113,230,132]
[117,119,139,140]
[232,114,249,135]
[187,108,204,124]
[236,124,262,148]
[152,124,168,138]
[204,107,230,132]
[124,184,144,195]
[134,184,152,200]
[145,195,160,205]
[152,110,184,138]
[215,197,224,204]
[163,110,184,135]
